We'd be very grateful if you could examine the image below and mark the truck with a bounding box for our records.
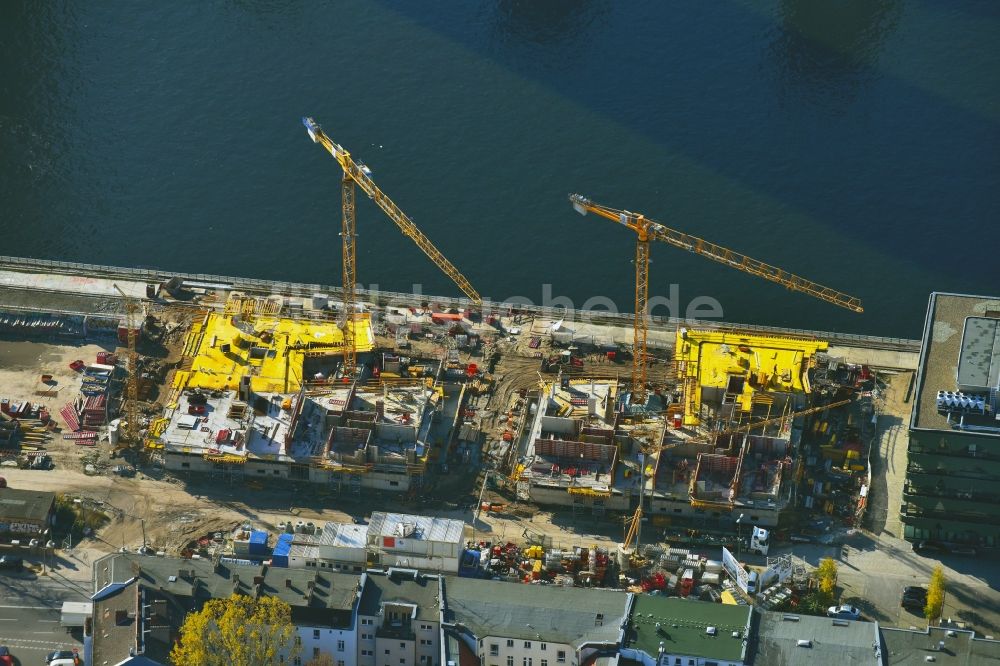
[748,526,769,556]
[60,601,91,629]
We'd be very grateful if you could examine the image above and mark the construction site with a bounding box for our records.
[0,119,920,605]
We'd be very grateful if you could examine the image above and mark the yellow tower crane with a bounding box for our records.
[569,194,863,404]
[113,284,141,448]
[303,117,482,377]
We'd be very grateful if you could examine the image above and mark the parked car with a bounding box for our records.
[913,540,947,555]
[827,604,862,620]
[0,646,12,666]
[46,649,78,664]
[0,556,23,571]
[901,586,928,610]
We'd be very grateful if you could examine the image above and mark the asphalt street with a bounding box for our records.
[0,603,83,664]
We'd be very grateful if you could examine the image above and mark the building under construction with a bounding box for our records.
[510,328,848,527]
[149,296,464,493]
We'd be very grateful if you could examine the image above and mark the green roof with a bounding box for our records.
[627,595,750,661]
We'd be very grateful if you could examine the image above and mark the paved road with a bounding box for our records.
[0,603,84,663]
[764,533,1000,638]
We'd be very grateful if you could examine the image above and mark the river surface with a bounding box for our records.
[1,1,998,337]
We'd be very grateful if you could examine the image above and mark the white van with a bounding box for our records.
[746,570,760,595]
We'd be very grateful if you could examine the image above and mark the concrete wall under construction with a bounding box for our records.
[160,450,416,492]
[527,485,631,513]
[648,495,782,527]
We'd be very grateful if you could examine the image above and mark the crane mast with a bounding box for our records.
[570,194,863,405]
[304,117,482,376]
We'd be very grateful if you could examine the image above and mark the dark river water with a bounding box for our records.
[1,1,998,337]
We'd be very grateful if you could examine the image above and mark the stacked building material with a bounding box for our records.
[82,395,107,428]
[60,403,81,432]
[63,431,98,446]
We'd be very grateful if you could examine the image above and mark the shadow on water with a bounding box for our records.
[380,0,1000,296]
[767,0,904,111]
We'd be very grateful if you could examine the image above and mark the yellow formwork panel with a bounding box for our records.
[182,312,374,393]
[676,329,827,426]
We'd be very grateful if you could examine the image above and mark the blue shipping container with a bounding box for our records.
[271,533,292,567]
[248,530,269,556]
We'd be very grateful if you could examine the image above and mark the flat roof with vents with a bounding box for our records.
[912,292,1000,434]
[958,317,1000,392]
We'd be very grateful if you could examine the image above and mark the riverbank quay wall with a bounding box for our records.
[0,255,919,364]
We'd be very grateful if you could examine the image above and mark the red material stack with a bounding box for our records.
[96,351,117,365]
[81,394,107,428]
[60,404,81,432]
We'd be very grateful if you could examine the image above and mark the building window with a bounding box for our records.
[540,643,546,651]
[338,640,345,651]
[294,659,302,666]
[490,645,499,657]
[295,636,302,646]
[400,642,406,648]
[557,651,566,663]
[507,640,514,648]
[274,469,281,475]
[523,659,532,666]
[524,641,531,649]
[390,481,400,487]
[338,662,345,666]
[674,658,681,665]
[386,650,391,655]
[542,661,548,666]
[313,648,321,658]
[363,618,373,625]
[507,658,514,666]
[258,469,266,474]
[362,650,373,656]
[313,630,321,639]
[689,660,695,665]
[181,462,190,468]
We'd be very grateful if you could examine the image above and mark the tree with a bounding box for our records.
[925,565,946,622]
[816,558,838,599]
[170,594,300,666]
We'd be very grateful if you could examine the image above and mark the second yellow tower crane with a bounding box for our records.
[569,194,863,405]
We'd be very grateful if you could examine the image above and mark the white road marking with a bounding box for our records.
[0,604,58,609]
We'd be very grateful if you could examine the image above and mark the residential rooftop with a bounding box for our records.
[881,626,1000,665]
[912,292,1000,435]
[751,610,880,666]
[358,569,441,622]
[444,577,630,648]
[626,595,750,662]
